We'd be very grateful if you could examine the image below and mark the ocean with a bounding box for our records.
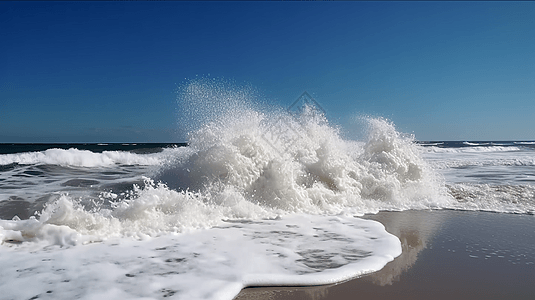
[1,105,534,299]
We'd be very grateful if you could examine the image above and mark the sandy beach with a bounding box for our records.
[235,210,535,300]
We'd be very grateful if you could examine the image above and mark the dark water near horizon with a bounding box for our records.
[2,140,534,154]
[417,140,535,148]
[0,143,187,154]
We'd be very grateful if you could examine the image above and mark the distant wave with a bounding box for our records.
[429,158,535,170]
[417,141,533,149]
[0,148,182,167]
[462,141,488,146]
[417,142,444,146]
[423,146,523,153]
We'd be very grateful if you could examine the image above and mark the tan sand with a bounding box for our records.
[234,210,535,300]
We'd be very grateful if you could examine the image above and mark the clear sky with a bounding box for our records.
[1,1,534,143]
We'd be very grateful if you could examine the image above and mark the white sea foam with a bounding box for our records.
[447,183,535,214]
[419,140,535,213]
[0,214,400,300]
[423,146,535,176]
[427,157,535,170]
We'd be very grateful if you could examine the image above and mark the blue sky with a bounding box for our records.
[1,1,534,143]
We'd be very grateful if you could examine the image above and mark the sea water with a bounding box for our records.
[421,141,535,213]
[1,82,534,300]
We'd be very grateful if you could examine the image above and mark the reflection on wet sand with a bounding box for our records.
[235,210,445,300]
[236,210,535,300]
[234,286,329,300]
[361,210,443,286]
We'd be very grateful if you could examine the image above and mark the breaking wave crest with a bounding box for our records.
[2,111,451,246]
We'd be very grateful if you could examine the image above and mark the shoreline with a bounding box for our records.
[235,210,535,300]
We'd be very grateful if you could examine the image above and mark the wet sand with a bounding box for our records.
[235,210,535,300]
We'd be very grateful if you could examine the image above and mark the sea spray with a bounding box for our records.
[0,80,455,300]
[163,96,449,215]
[2,79,451,244]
